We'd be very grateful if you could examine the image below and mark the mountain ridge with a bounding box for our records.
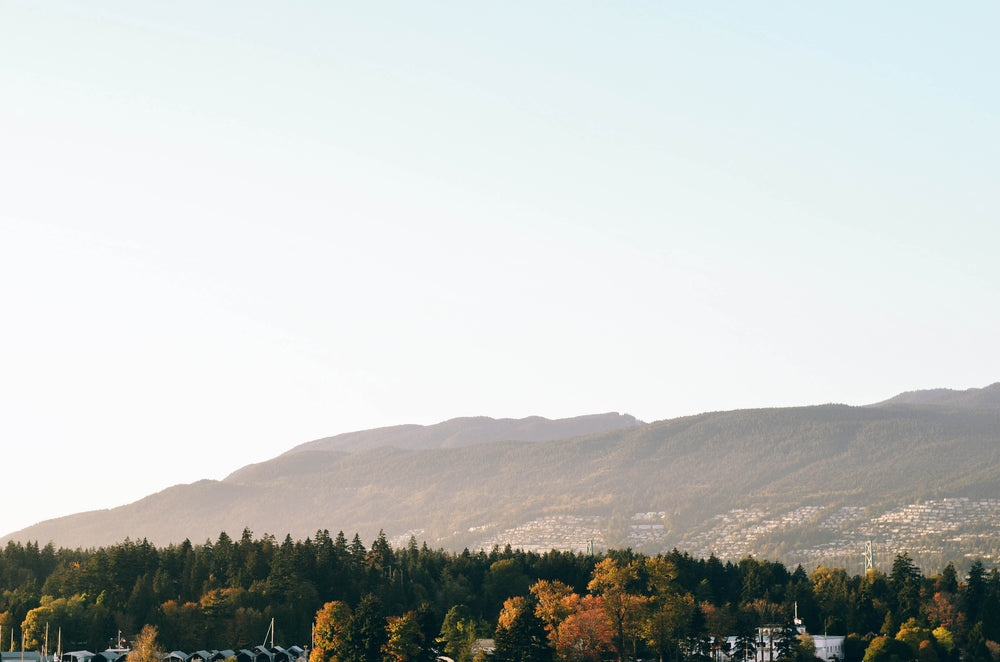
[870,381,1000,409]
[279,412,642,456]
[4,384,999,567]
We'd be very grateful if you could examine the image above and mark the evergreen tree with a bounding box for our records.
[888,554,921,623]
[773,623,798,662]
[494,596,552,662]
[963,561,986,625]
[731,626,757,662]
[341,594,387,662]
[964,622,990,662]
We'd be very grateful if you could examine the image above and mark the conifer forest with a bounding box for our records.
[1,530,998,662]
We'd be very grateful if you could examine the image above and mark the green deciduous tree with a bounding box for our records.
[862,636,912,662]
[811,567,850,635]
[895,618,933,661]
[437,605,478,662]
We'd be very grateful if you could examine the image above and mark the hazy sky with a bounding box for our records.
[1,1,997,539]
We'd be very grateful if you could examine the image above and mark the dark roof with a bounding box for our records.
[92,653,126,662]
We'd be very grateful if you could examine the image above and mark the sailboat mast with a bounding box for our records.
[263,618,274,648]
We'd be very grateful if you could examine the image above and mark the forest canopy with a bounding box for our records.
[0,531,997,662]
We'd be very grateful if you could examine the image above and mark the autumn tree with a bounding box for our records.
[22,595,87,650]
[530,580,579,643]
[931,627,954,660]
[384,611,424,662]
[646,557,679,601]
[861,635,912,662]
[811,567,850,635]
[127,625,162,662]
[895,617,934,660]
[916,640,939,662]
[311,601,351,662]
[157,600,202,652]
[795,633,817,662]
[643,555,694,662]
[587,558,647,661]
[551,595,614,662]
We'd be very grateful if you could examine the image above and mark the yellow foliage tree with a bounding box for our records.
[530,580,580,644]
[587,558,647,661]
[311,601,352,662]
[126,625,162,662]
[383,612,423,662]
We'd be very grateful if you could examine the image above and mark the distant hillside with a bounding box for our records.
[871,382,1000,409]
[5,387,1000,568]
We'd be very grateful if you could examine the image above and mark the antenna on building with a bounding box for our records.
[865,540,874,573]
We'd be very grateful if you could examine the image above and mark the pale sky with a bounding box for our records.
[1,1,997,539]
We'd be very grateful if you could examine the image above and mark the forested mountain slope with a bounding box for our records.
[871,381,1000,409]
[4,389,999,562]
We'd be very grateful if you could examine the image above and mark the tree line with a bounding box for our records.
[0,531,998,662]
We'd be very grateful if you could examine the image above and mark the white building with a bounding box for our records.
[724,624,845,662]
